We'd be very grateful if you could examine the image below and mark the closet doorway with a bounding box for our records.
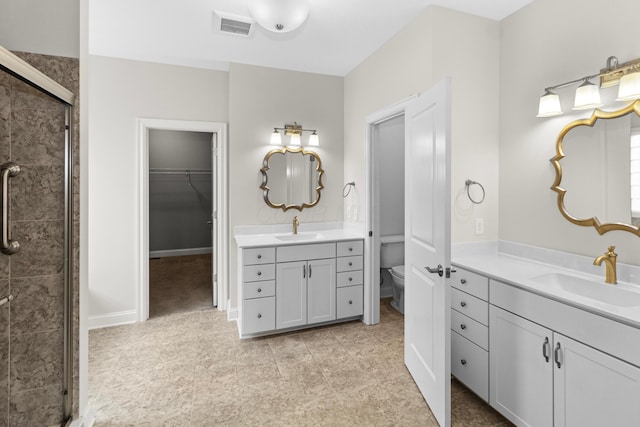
[148,130,213,317]
[138,119,228,322]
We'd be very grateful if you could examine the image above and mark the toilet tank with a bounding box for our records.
[380,234,404,268]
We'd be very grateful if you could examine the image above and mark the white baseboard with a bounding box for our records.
[227,305,238,321]
[70,405,95,427]
[149,247,212,258]
[88,310,137,330]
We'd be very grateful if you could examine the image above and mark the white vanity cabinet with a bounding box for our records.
[239,247,276,335]
[490,280,640,427]
[237,238,364,338]
[449,267,489,401]
[336,240,364,319]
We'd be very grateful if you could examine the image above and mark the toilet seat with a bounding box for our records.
[390,265,404,279]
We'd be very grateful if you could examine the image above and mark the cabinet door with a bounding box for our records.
[489,305,553,427]
[554,333,640,427]
[307,258,336,325]
[276,261,307,329]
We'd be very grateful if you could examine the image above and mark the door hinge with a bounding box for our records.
[213,211,217,219]
[368,230,373,237]
[214,273,217,284]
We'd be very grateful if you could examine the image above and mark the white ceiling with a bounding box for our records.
[89,0,533,76]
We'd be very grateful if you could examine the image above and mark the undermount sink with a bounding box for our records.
[531,272,640,307]
[274,232,323,242]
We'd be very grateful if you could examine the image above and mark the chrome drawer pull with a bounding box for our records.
[257,254,262,259]
[542,337,550,363]
[460,324,466,330]
[460,359,467,366]
[257,271,262,276]
[555,342,562,368]
[460,301,467,307]
[257,288,262,293]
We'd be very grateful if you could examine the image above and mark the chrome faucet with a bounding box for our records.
[292,216,299,235]
[593,246,617,284]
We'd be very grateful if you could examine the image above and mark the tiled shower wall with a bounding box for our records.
[0,53,79,425]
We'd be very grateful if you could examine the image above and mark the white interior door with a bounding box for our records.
[404,78,452,427]
[211,132,218,307]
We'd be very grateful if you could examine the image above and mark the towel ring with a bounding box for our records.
[465,179,485,204]
[343,182,355,198]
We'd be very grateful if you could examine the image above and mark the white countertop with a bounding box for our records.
[234,222,366,248]
[453,248,640,329]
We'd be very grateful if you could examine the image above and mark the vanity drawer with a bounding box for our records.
[336,256,363,272]
[242,297,276,335]
[277,243,336,262]
[451,331,489,402]
[451,288,488,326]
[337,240,363,257]
[450,267,488,301]
[243,280,275,299]
[243,247,275,265]
[242,264,275,282]
[337,270,363,287]
[337,285,363,318]
[451,308,488,350]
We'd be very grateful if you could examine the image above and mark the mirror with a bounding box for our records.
[551,100,640,236]
[260,146,324,211]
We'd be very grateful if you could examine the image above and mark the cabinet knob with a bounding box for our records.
[460,278,467,284]
[348,262,353,266]
[460,301,467,307]
[460,324,466,330]
[348,277,353,282]
[257,254,262,259]
[349,248,353,252]
[460,359,467,366]
[257,313,262,319]
[348,300,353,304]
[257,271,262,276]
[257,288,262,293]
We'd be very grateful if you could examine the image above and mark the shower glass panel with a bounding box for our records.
[0,51,75,426]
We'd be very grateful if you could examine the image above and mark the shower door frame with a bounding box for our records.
[0,45,76,425]
[138,118,228,321]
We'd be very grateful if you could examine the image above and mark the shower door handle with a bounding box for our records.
[1,162,20,255]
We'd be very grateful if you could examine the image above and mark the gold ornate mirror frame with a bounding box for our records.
[550,99,640,236]
[260,146,325,212]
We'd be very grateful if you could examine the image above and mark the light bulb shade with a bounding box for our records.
[537,90,563,117]
[572,80,602,110]
[270,129,282,145]
[308,132,319,146]
[289,133,301,146]
[617,71,640,101]
[248,0,310,33]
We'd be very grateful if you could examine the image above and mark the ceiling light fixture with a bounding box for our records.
[269,122,319,146]
[537,56,640,118]
[247,0,310,33]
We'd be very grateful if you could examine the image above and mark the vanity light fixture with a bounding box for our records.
[248,0,310,33]
[537,56,640,117]
[269,122,319,146]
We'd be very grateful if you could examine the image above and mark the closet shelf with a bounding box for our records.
[149,168,212,175]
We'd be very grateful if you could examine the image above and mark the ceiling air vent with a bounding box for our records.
[214,11,254,38]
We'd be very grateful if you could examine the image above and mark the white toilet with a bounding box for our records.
[380,234,405,314]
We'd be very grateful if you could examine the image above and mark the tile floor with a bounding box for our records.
[89,293,512,426]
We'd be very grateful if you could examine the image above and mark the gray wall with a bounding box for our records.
[149,129,213,253]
